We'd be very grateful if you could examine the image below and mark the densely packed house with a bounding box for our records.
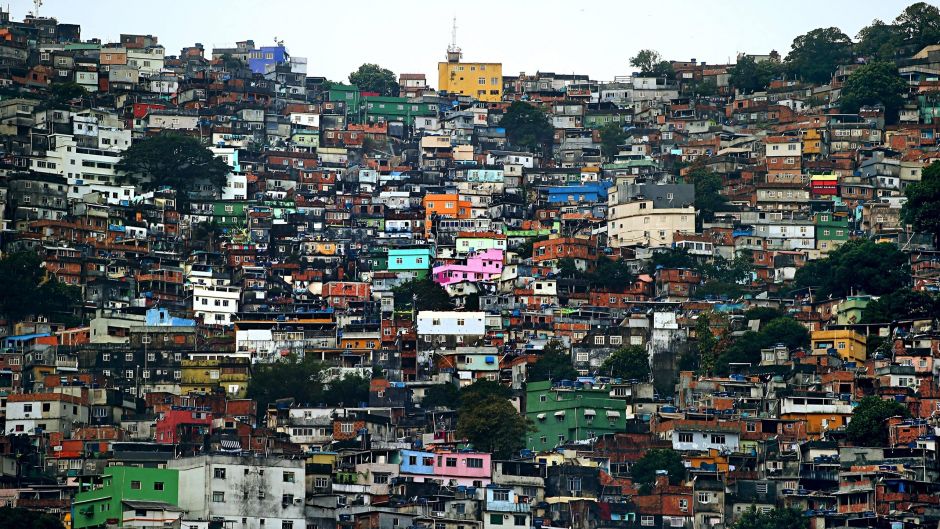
[1,4,940,529]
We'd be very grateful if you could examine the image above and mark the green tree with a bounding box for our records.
[732,507,805,529]
[116,134,230,197]
[902,161,940,244]
[714,317,809,375]
[0,251,82,328]
[785,27,853,84]
[692,313,718,374]
[647,247,697,274]
[589,257,636,291]
[323,374,370,407]
[794,239,909,298]
[839,61,907,119]
[862,289,940,323]
[856,19,903,60]
[456,396,531,459]
[846,396,911,447]
[527,340,577,382]
[599,122,627,161]
[630,448,686,493]
[0,507,64,529]
[47,81,87,109]
[349,63,399,96]
[459,378,514,410]
[729,56,782,94]
[744,307,786,325]
[421,383,460,410]
[685,168,729,225]
[895,2,940,52]
[630,49,674,78]
[601,346,649,380]
[393,278,452,311]
[499,102,553,154]
[247,354,325,415]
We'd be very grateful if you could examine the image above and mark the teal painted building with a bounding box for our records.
[388,247,433,277]
[525,380,627,452]
[72,467,179,528]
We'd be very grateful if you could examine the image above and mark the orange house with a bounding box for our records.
[423,193,472,238]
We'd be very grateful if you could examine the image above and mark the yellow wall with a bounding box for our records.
[802,128,822,155]
[811,329,867,363]
[438,62,503,102]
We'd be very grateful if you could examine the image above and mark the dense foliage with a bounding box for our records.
[116,134,231,196]
[839,61,907,118]
[785,27,853,84]
[0,508,64,529]
[499,102,554,154]
[247,355,371,415]
[0,251,83,328]
[630,448,686,493]
[732,507,805,529]
[862,289,940,323]
[902,161,940,244]
[846,396,911,447]
[601,346,650,381]
[713,317,809,375]
[793,239,909,298]
[630,49,674,78]
[393,278,453,311]
[528,340,578,382]
[349,63,399,96]
[457,395,531,459]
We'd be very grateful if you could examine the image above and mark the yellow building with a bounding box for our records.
[802,127,823,155]
[180,355,250,398]
[438,61,502,102]
[811,329,867,363]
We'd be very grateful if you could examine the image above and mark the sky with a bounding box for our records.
[8,0,919,85]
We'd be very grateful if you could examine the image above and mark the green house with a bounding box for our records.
[814,211,851,253]
[72,467,179,528]
[363,96,437,124]
[212,200,250,230]
[328,83,362,120]
[525,380,627,452]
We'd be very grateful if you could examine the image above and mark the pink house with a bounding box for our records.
[432,451,492,487]
[433,249,504,286]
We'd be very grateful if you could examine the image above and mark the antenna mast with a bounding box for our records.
[33,0,42,17]
[446,16,462,62]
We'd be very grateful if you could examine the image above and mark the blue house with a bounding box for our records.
[546,182,612,206]
[248,45,287,74]
[400,449,436,477]
[387,247,433,277]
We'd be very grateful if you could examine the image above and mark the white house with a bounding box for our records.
[168,454,305,529]
[193,284,241,326]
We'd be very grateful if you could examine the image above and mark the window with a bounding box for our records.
[698,492,709,503]
[282,494,295,504]
[746,422,757,432]
[446,457,458,467]
[283,523,294,529]
[214,467,226,479]
[373,473,389,484]
[514,515,527,526]
[131,481,141,490]
[212,491,225,503]
[594,336,605,345]
[610,336,623,345]
[467,458,484,468]
[154,481,164,491]
[710,434,726,444]
[490,515,503,525]
[678,433,693,443]
[679,499,688,511]
[567,477,581,491]
[576,352,589,362]
[340,422,353,434]
[283,471,295,483]
[641,516,654,526]
[756,482,768,494]
[493,490,510,502]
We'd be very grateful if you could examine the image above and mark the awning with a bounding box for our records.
[584,409,596,416]
[537,413,546,420]
[606,410,621,418]
[554,410,566,417]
